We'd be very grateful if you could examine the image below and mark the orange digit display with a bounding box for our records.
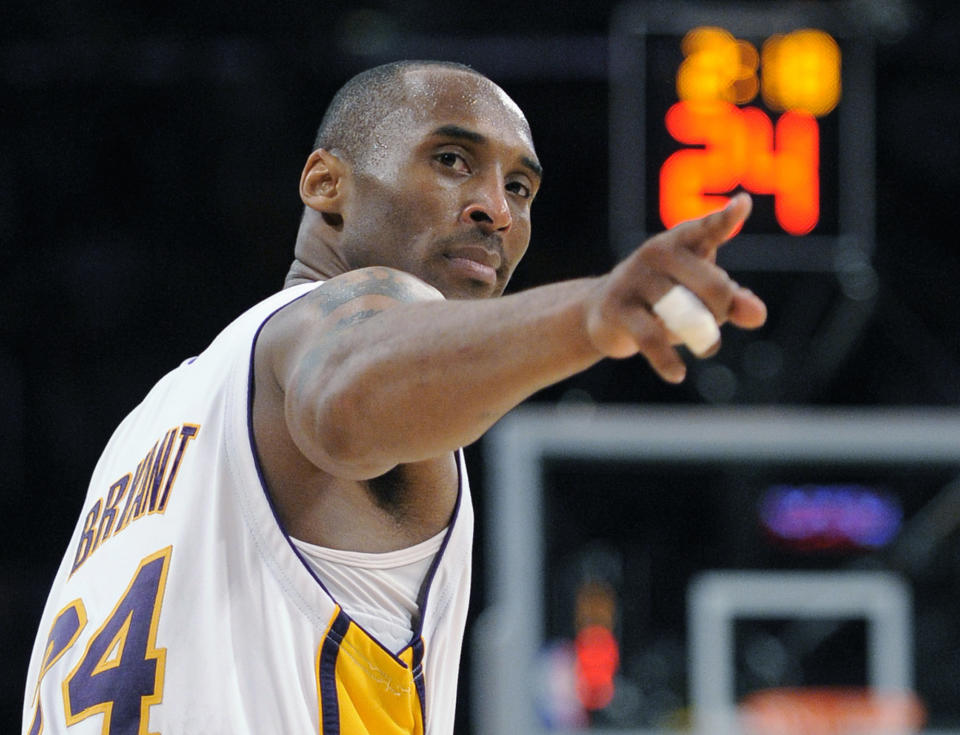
[660,26,839,237]
[741,107,819,236]
[762,30,841,116]
[677,27,759,105]
[659,101,748,232]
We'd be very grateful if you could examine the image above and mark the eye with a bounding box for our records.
[434,151,470,173]
[506,180,532,199]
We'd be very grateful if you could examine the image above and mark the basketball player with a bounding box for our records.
[22,60,765,734]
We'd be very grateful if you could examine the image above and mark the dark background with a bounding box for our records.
[3,0,959,731]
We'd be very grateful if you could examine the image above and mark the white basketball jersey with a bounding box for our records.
[22,282,474,735]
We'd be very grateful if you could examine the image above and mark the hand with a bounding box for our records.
[585,193,767,382]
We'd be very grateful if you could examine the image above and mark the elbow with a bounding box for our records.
[284,377,394,481]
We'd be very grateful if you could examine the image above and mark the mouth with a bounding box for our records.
[443,246,502,286]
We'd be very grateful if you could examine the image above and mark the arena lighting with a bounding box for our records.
[572,579,620,712]
[740,687,926,735]
[574,625,620,711]
[660,26,838,236]
[759,484,902,551]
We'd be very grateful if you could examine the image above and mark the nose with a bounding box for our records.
[460,180,512,233]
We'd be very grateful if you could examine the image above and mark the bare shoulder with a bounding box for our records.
[252,266,447,486]
[310,266,445,310]
[257,267,443,385]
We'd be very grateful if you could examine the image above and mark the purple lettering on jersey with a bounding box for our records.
[71,423,200,572]
[26,697,42,735]
[114,454,148,536]
[39,602,85,678]
[94,474,131,550]
[71,500,102,575]
[130,441,159,522]
[154,424,200,511]
[64,549,170,733]
[146,428,178,513]
[28,600,87,735]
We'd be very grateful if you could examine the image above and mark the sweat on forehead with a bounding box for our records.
[401,68,530,133]
[312,61,529,168]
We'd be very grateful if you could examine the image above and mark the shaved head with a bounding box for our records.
[294,59,540,299]
[313,60,488,171]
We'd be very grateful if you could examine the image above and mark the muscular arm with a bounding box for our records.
[261,266,600,479]
[260,194,766,480]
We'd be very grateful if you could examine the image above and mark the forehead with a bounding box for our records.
[396,68,535,154]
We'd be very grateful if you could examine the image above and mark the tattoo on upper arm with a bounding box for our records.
[332,309,381,333]
[285,270,427,397]
[314,268,428,319]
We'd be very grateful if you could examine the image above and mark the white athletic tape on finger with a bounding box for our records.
[652,284,720,356]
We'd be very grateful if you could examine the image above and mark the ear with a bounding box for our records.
[299,148,348,214]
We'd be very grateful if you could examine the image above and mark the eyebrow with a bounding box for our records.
[430,124,543,179]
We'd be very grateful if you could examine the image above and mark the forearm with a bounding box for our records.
[281,197,766,479]
[287,277,603,477]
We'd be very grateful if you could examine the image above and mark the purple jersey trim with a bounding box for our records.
[317,609,349,735]
[411,636,428,725]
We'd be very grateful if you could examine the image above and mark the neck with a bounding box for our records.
[285,210,351,289]
[284,259,329,288]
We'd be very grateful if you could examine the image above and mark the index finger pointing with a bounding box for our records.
[676,193,753,258]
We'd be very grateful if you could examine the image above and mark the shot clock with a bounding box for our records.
[661,26,839,236]
[610,1,875,271]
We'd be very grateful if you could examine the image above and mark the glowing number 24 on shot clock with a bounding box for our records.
[659,27,841,236]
